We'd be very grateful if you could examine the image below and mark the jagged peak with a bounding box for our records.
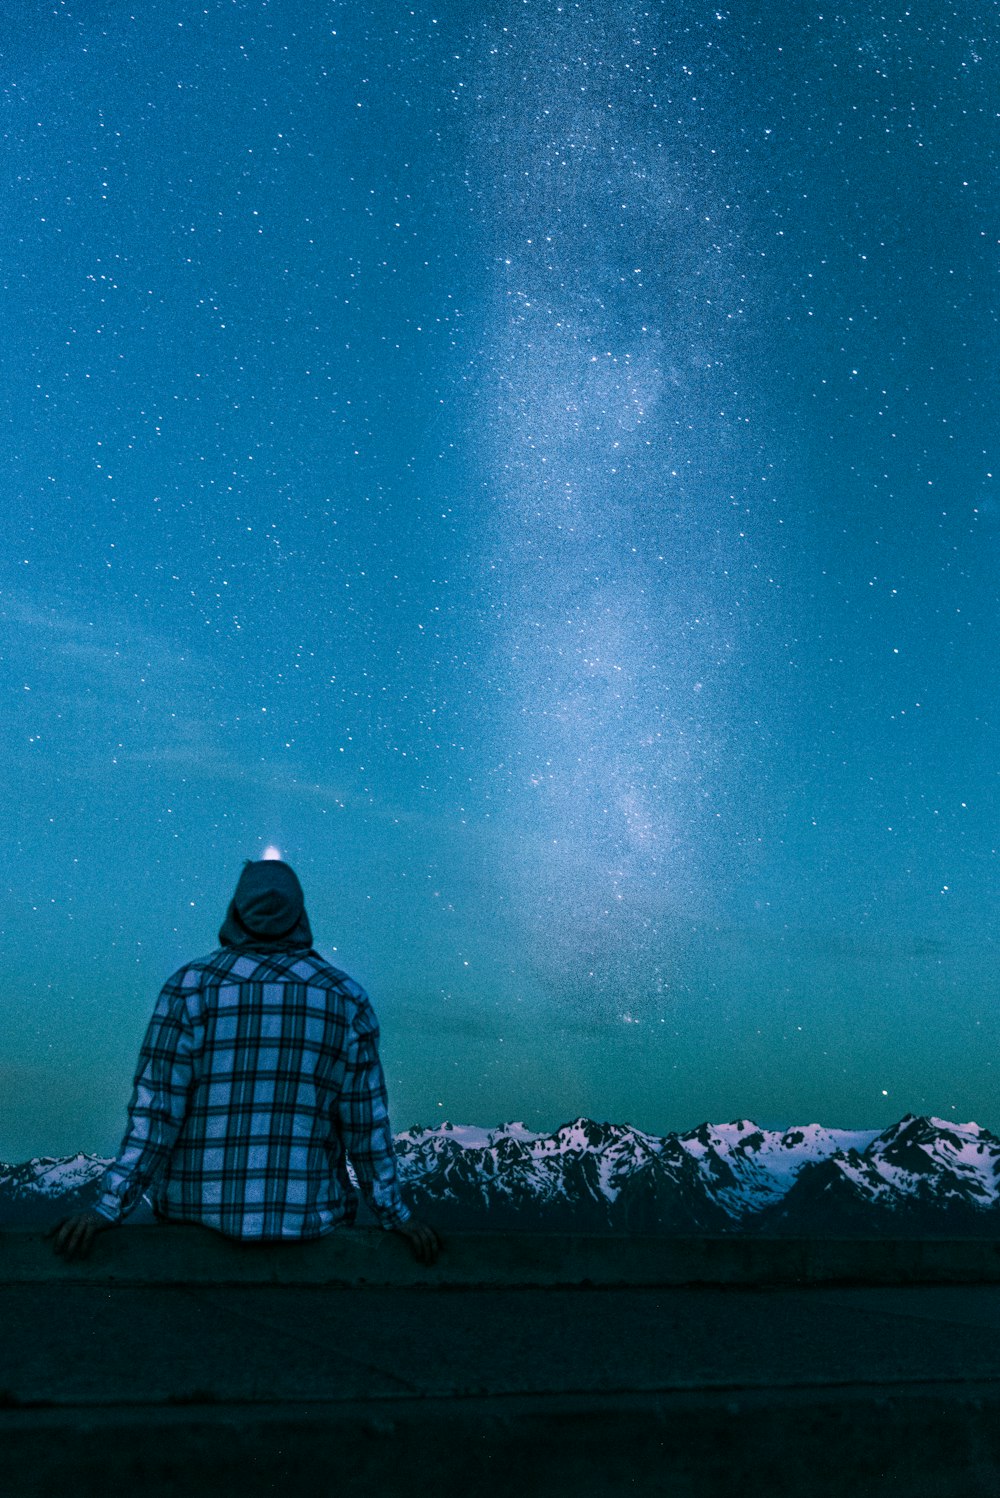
[679,1119,764,1145]
[27,1151,108,1171]
[925,1114,989,1136]
[551,1117,617,1146]
[872,1113,987,1147]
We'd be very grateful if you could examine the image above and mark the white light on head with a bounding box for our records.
[261,844,283,861]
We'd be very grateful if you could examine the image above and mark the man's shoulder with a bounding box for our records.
[168,947,368,1000]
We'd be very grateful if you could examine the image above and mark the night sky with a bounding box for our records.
[2,1,996,1160]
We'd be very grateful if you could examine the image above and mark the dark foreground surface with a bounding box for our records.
[4,1227,1000,1496]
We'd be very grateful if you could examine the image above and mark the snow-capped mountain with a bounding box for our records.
[746,1114,1000,1236]
[0,1152,156,1227]
[390,1116,879,1233]
[4,1114,998,1235]
[0,1153,111,1227]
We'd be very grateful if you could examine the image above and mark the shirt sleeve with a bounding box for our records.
[335,995,412,1231]
[93,971,196,1225]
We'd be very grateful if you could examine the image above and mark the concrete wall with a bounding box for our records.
[6,1224,1000,1286]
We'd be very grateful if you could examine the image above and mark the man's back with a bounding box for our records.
[53,857,439,1265]
[94,943,413,1240]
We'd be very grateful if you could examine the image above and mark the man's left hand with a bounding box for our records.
[48,1211,114,1261]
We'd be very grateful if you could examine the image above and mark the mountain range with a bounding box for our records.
[4,1114,999,1236]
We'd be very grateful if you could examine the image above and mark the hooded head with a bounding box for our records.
[218,859,314,950]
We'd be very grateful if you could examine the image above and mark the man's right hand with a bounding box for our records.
[393,1216,442,1265]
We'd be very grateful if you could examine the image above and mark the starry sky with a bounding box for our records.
[1,1,996,1160]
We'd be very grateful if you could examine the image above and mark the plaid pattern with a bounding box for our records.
[93,947,412,1239]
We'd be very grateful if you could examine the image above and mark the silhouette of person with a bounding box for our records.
[50,856,441,1265]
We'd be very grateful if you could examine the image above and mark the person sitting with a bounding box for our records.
[51,855,440,1266]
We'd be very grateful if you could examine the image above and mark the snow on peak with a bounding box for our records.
[393,1119,545,1151]
[671,1119,885,1217]
[22,1153,110,1196]
[926,1115,986,1136]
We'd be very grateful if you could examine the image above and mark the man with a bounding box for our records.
[51,856,441,1266]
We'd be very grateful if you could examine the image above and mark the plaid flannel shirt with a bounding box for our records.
[94,946,412,1239]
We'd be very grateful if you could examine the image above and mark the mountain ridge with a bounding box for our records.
[4,1113,997,1235]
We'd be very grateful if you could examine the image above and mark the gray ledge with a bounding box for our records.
[5,1224,1000,1286]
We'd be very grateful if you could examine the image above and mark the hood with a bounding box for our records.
[218,859,314,950]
